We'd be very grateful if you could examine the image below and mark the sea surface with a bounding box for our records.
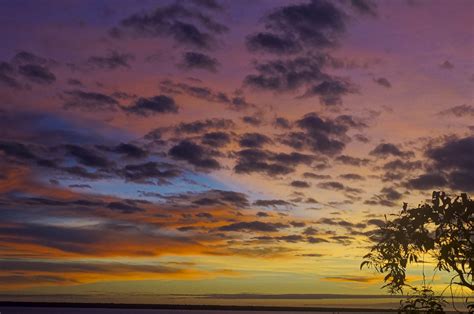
[0,309,392,314]
[0,295,468,313]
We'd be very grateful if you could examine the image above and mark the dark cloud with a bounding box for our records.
[369,143,414,158]
[300,79,355,106]
[380,187,402,201]
[380,171,405,183]
[0,141,37,160]
[161,189,249,209]
[239,132,272,148]
[335,155,370,166]
[0,51,56,89]
[160,80,253,111]
[191,0,223,11]
[0,260,184,279]
[169,140,220,170]
[318,181,344,191]
[234,149,313,177]
[219,221,288,232]
[339,173,365,181]
[335,115,368,130]
[0,223,103,254]
[280,112,352,156]
[406,173,448,190]
[298,253,324,257]
[98,143,148,159]
[111,2,228,49]
[364,187,402,207]
[350,0,377,16]
[123,95,179,116]
[366,218,385,228]
[176,118,235,134]
[67,78,83,86]
[317,183,362,197]
[382,159,422,171]
[398,137,474,191]
[318,217,366,230]
[0,140,56,170]
[248,0,347,53]
[303,172,331,180]
[0,62,22,89]
[107,201,144,214]
[234,149,292,176]
[421,136,474,191]
[202,131,231,147]
[180,51,219,72]
[427,137,474,170]
[68,184,92,189]
[113,143,147,159]
[275,234,305,243]
[373,77,391,88]
[62,166,108,180]
[228,96,254,111]
[200,190,249,208]
[290,180,310,188]
[63,90,119,112]
[18,64,56,85]
[253,199,291,207]
[177,226,200,232]
[242,116,262,126]
[12,51,52,66]
[307,236,330,244]
[196,212,213,219]
[87,50,134,70]
[112,91,138,100]
[272,152,314,165]
[255,234,309,244]
[290,221,306,228]
[303,226,318,236]
[243,0,375,102]
[244,54,331,92]
[0,274,76,286]
[323,275,374,282]
[354,134,370,143]
[439,60,454,70]
[437,104,474,117]
[0,217,202,257]
[64,144,111,168]
[120,161,181,183]
[246,32,301,55]
[297,112,347,136]
[273,117,291,129]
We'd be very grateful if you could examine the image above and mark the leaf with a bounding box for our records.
[360,260,370,270]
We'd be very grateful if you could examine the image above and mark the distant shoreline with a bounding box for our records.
[0,301,399,312]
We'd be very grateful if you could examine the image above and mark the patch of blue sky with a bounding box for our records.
[61,172,232,200]
[9,110,131,145]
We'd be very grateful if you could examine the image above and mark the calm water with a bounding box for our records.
[0,309,391,314]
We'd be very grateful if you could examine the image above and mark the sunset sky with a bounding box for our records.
[0,0,473,304]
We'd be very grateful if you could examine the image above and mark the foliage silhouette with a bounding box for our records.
[399,286,447,313]
[361,191,473,313]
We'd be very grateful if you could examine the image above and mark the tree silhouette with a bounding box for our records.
[361,191,473,312]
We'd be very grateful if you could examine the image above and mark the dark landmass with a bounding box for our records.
[194,293,407,299]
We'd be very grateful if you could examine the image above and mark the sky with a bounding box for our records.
[0,0,473,305]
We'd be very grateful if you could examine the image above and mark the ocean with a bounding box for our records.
[0,309,393,314]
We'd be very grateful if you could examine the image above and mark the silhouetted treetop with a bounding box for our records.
[362,191,473,293]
